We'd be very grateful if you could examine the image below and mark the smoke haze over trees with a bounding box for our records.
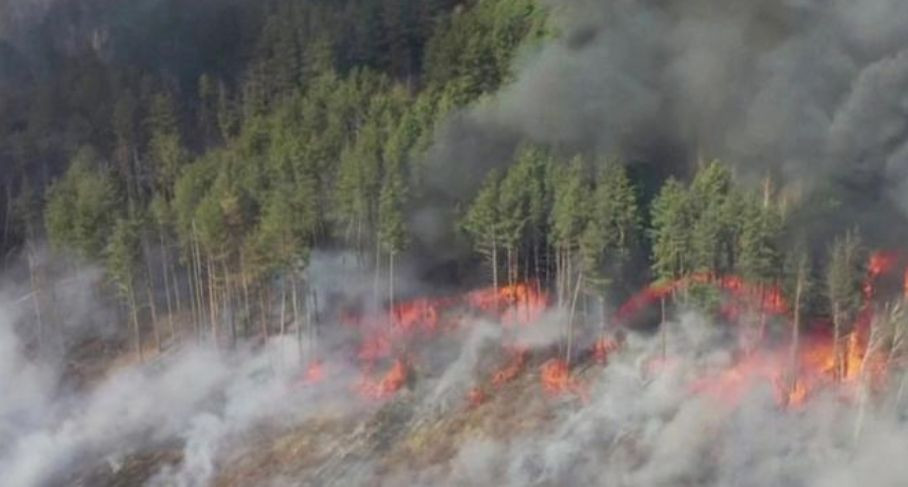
[2,0,908,485]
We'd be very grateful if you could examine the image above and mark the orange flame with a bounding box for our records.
[539,359,588,402]
[786,379,808,408]
[358,358,409,400]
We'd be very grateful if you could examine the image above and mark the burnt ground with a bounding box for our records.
[57,351,603,487]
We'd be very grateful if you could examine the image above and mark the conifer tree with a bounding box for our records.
[650,177,692,284]
[378,162,409,318]
[582,160,641,325]
[45,147,120,261]
[689,160,735,276]
[497,159,530,287]
[147,91,185,197]
[463,169,502,291]
[107,216,143,362]
[550,156,589,307]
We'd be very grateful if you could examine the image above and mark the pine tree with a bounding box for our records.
[463,169,502,291]
[147,91,185,197]
[45,147,120,261]
[738,193,783,334]
[197,73,220,146]
[689,160,735,276]
[550,156,590,364]
[582,160,641,326]
[107,216,143,362]
[550,156,589,307]
[378,162,409,320]
[649,177,692,284]
[497,159,529,286]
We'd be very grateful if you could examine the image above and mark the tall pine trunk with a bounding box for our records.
[207,254,218,344]
[240,254,251,339]
[292,274,301,364]
[222,259,235,348]
[788,270,803,393]
[129,285,143,363]
[566,271,583,366]
[389,251,396,327]
[833,302,842,382]
[158,229,176,342]
[259,286,269,342]
[145,278,160,352]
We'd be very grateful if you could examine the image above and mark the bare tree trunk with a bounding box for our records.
[491,239,499,313]
[141,239,160,351]
[566,271,583,366]
[192,228,205,342]
[27,245,44,347]
[279,278,287,338]
[171,257,183,312]
[311,290,320,355]
[661,295,667,360]
[506,247,515,289]
[389,251,396,328]
[788,271,803,395]
[240,254,251,339]
[292,273,301,364]
[259,286,269,342]
[187,252,200,341]
[208,254,218,344]
[554,249,560,307]
[373,237,381,306]
[130,286,143,363]
[145,278,160,352]
[222,259,235,348]
[833,302,842,382]
[158,229,176,342]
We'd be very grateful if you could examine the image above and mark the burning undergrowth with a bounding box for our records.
[5,249,908,486]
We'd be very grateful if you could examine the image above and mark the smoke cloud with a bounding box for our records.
[423,0,908,242]
[393,314,908,487]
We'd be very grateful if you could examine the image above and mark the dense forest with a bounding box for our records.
[0,0,874,377]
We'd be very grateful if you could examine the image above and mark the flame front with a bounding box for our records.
[311,250,907,410]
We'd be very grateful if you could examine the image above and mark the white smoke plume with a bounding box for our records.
[386,313,908,487]
[4,247,908,486]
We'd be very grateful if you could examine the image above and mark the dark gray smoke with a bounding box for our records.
[423,0,908,245]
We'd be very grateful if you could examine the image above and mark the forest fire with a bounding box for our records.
[328,249,908,411]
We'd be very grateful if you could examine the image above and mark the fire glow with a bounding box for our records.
[310,251,907,411]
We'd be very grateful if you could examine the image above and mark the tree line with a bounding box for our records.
[1,0,874,378]
[5,0,548,358]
